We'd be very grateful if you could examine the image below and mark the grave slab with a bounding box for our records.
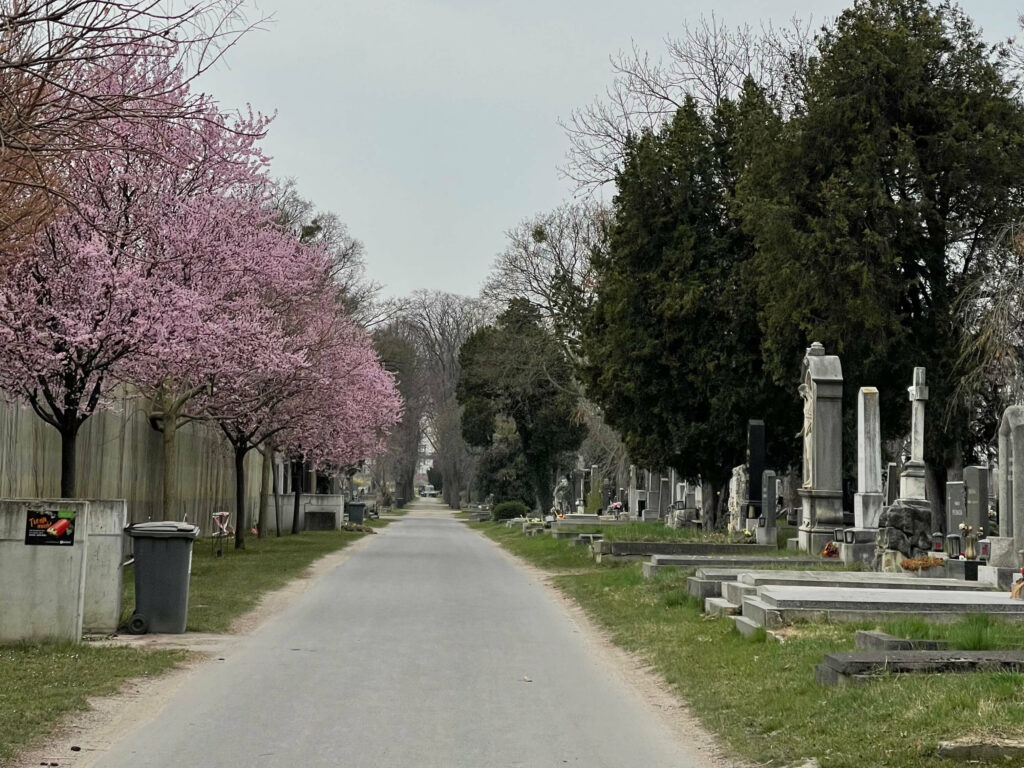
[738,585,1024,629]
[642,554,823,579]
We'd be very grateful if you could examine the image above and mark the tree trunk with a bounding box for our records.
[701,480,715,530]
[60,427,77,498]
[258,443,272,538]
[290,459,303,535]
[161,407,179,520]
[234,445,248,550]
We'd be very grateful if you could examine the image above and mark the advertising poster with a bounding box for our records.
[24,508,76,546]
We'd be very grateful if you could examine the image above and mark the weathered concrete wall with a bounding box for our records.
[0,390,265,534]
[0,499,90,642]
[82,499,128,634]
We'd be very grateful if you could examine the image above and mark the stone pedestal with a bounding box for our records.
[986,536,1018,568]
[899,460,927,501]
[854,491,883,530]
[755,517,777,547]
[839,528,877,567]
[978,565,1019,590]
[799,488,843,555]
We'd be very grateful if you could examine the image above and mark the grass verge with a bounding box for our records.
[477,521,1024,768]
[123,524,387,633]
[0,643,184,762]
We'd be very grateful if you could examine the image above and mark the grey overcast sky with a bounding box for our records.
[198,1,1021,300]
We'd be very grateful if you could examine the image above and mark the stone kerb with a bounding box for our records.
[0,499,90,643]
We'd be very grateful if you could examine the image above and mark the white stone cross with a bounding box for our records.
[908,367,928,465]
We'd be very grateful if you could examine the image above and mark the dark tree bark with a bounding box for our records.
[59,428,77,498]
[233,444,248,549]
[290,459,304,535]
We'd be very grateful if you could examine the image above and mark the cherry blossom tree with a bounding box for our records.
[204,281,402,548]
[0,49,270,498]
[0,1,256,243]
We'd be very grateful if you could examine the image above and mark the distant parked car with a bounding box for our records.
[421,485,439,497]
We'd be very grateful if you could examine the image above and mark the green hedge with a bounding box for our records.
[492,500,529,521]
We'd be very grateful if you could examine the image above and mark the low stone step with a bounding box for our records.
[722,581,756,604]
[739,597,784,629]
[704,597,741,617]
[686,577,723,600]
[733,615,763,638]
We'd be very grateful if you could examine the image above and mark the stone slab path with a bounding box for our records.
[87,499,716,768]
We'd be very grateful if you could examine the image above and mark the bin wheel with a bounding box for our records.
[127,614,149,635]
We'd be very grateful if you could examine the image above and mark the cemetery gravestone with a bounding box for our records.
[995,407,1024,569]
[758,470,778,546]
[746,420,765,520]
[885,462,899,506]
[842,387,883,566]
[946,481,966,536]
[797,342,844,554]
[964,465,988,534]
[854,387,883,529]
[900,368,928,500]
[876,368,934,566]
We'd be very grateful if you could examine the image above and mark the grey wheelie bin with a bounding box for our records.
[125,521,200,634]
[346,502,366,524]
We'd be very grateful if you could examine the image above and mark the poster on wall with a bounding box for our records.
[24,508,76,546]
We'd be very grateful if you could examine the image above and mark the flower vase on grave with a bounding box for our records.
[964,533,978,561]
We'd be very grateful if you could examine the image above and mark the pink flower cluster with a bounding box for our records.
[0,46,401,477]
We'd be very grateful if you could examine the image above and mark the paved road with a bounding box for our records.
[92,500,713,768]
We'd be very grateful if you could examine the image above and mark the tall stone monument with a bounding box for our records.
[900,368,928,500]
[841,387,883,565]
[876,368,933,568]
[797,342,844,554]
[854,387,883,528]
[996,407,1024,569]
[746,420,766,520]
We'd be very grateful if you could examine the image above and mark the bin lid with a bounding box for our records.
[126,521,201,539]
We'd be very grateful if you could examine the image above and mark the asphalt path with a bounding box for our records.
[91,499,714,768]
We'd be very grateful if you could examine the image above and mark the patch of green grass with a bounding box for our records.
[878,614,1024,651]
[0,643,184,761]
[555,568,1024,767]
[122,528,379,632]
[473,522,600,571]
[484,524,1024,768]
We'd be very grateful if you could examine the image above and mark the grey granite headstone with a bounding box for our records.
[964,465,988,534]
[946,481,966,535]
[761,470,778,526]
